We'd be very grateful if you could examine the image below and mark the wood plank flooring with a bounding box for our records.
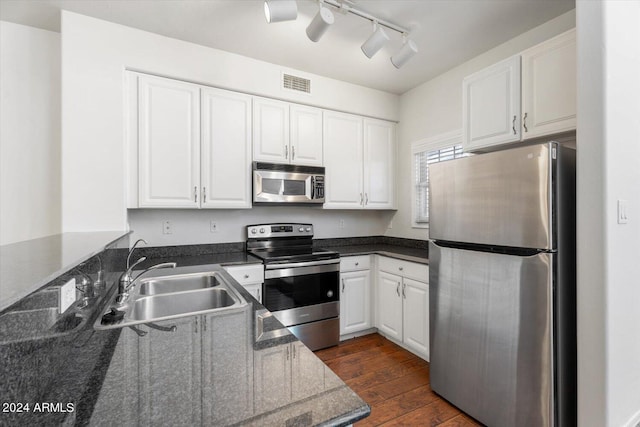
[315,333,481,427]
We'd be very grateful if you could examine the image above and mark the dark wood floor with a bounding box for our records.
[315,333,481,427]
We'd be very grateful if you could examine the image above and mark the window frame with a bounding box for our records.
[411,130,463,229]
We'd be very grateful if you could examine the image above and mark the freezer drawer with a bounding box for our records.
[429,142,576,250]
[429,242,555,427]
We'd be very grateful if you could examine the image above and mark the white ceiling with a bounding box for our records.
[0,0,575,94]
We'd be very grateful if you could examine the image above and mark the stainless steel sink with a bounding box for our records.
[94,264,247,330]
[138,273,222,295]
[131,288,235,321]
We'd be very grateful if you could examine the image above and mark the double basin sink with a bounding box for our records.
[95,264,247,330]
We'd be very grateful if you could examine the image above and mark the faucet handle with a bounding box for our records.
[129,257,147,272]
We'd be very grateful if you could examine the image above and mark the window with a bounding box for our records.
[411,131,466,227]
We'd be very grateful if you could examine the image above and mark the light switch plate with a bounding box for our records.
[59,278,76,313]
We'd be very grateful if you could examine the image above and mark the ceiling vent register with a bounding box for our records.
[283,73,311,94]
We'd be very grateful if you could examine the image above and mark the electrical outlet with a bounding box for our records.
[59,278,76,313]
[210,221,218,233]
[163,220,172,234]
[339,219,345,229]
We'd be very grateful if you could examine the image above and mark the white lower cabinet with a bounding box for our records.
[223,264,264,304]
[376,257,429,361]
[339,255,372,336]
[254,341,325,413]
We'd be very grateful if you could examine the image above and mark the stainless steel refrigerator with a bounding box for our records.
[428,141,576,427]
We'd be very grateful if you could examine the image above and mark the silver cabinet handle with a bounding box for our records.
[202,187,207,204]
[257,288,261,302]
[523,112,528,132]
[396,282,400,297]
[360,193,363,205]
[342,278,345,293]
[355,262,359,266]
[194,186,198,203]
[292,146,295,160]
[365,193,369,205]
[285,145,288,160]
[292,344,296,359]
[402,283,406,299]
[244,274,249,279]
[512,115,517,135]
[286,346,290,360]
[399,267,404,271]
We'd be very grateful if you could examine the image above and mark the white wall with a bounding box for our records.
[0,21,61,245]
[577,2,640,426]
[128,208,394,246]
[387,10,576,240]
[61,11,399,233]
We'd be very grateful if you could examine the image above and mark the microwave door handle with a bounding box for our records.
[311,176,315,199]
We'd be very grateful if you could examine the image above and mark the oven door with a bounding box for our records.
[263,260,339,324]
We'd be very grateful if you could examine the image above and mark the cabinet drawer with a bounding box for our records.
[223,264,264,285]
[377,256,428,283]
[340,255,370,272]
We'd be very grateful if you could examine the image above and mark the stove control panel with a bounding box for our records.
[247,223,313,239]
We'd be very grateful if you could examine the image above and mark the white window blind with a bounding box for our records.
[414,144,465,223]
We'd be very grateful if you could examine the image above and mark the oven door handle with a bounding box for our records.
[265,258,340,270]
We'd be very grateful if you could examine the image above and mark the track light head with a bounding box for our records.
[306,5,334,42]
[361,22,390,59]
[264,0,298,24]
[391,38,418,69]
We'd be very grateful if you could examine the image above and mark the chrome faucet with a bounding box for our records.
[115,239,176,304]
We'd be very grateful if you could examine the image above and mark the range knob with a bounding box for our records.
[299,227,304,232]
[305,227,311,232]
[259,228,265,234]
[250,228,257,235]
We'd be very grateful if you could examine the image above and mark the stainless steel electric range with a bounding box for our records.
[246,223,340,350]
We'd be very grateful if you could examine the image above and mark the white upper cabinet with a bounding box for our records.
[463,29,577,152]
[201,88,252,208]
[138,74,200,208]
[363,119,396,209]
[253,97,290,164]
[463,56,522,152]
[253,98,323,166]
[521,29,576,140]
[131,73,251,209]
[323,111,364,209]
[290,104,323,166]
[324,111,396,210]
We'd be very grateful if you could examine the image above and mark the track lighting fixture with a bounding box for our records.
[361,22,390,59]
[306,2,334,42]
[263,0,418,68]
[264,0,298,24]
[391,35,418,69]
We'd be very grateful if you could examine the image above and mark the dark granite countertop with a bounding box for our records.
[323,244,428,264]
[1,259,370,426]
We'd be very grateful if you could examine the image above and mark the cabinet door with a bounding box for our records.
[290,104,323,166]
[291,342,325,402]
[521,29,576,140]
[463,55,521,152]
[377,271,403,341]
[253,97,289,163]
[138,74,200,207]
[363,119,396,209]
[254,343,291,413]
[340,270,371,335]
[201,88,252,208]
[138,317,202,427]
[202,311,253,425]
[323,111,363,209]
[402,277,430,361]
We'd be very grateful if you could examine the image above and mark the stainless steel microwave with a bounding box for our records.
[253,162,325,205]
